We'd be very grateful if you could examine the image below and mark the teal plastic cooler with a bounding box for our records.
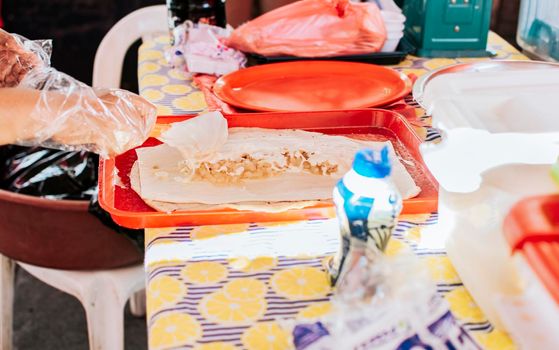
[401,0,493,57]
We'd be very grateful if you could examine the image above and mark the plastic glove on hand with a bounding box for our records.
[0,29,43,88]
[0,30,157,158]
[37,84,158,158]
[90,88,158,157]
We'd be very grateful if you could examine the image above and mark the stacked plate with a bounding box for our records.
[380,10,406,52]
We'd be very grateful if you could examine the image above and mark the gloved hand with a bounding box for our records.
[0,29,157,157]
[27,82,158,157]
[0,29,44,87]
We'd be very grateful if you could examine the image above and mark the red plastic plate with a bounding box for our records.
[98,109,438,228]
[213,61,412,112]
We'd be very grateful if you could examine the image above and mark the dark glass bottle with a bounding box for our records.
[166,0,227,43]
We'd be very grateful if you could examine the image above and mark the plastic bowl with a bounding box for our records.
[0,189,142,270]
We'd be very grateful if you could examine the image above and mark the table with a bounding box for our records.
[138,32,525,350]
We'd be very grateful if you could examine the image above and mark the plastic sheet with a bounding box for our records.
[1,29,157,158]
[0,145,97,200]
[291,254,482,349]
[227,0,387,57]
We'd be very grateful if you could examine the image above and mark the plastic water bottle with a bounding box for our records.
[327,146,403,287]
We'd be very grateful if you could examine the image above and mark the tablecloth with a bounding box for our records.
[139,32,525,350]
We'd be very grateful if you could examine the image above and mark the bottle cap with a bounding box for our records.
[352,147,391,178]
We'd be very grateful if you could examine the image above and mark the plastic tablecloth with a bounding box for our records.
[139,32,525,350]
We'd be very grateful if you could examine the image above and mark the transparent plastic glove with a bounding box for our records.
[0,29,50,88]
[16,68,157,157]
[1,29,157,158]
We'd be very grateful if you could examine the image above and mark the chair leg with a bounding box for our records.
[129,289,146,317]
[0,254,15,350]
[81,281,126,350]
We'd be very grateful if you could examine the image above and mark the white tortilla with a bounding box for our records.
[133,112,420,208]
[130,162,322,213]
[134,135,420,205]
[158,111,228,160]
[156,111,384,176]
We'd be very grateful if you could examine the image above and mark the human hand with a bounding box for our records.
[47,88,157,157]
[0,29,42,88]
[94,89,158,156]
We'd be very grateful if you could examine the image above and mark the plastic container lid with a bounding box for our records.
[504,194,559,305]
[418,67,559,193]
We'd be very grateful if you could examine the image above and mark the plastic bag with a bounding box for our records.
[0,145,97,200]
[290,254,482,350]
[0,29,157,158]
[227,0,387,57]
[166,21,246,75]
[88,191,145,253]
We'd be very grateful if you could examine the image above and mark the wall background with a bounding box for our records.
[2,0,164,90]
[2,0,521,90]
[492,0,521,47]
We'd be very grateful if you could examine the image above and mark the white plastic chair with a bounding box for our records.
[0,5,167,350]
[0,257,145,350]
[93,4,168,88]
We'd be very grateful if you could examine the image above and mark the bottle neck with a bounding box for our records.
[342,169,391,198]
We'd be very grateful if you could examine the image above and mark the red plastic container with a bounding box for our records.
[99,109,438,228]
[504,194,559,305]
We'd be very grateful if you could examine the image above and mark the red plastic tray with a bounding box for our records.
[99,109,438,228]
[504,194,559,304]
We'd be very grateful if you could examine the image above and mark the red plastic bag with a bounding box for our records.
[227,0,386,57]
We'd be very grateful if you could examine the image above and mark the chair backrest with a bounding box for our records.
[92,5,168,89]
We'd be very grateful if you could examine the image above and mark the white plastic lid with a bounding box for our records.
[419,69,559,193]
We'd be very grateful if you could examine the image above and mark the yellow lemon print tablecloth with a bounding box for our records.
[144,216,515,350]
[139,32,525,350]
